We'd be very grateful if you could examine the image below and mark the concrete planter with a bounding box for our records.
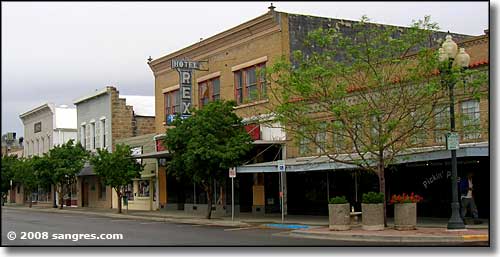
[361,203,384,231]
[328,203,351,231]
[394,203,417,230]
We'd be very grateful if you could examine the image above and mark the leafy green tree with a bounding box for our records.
[164,100,253,219]
[13,158,38,208]
[1,155,18,205]
[47,140,88,209]
[90,144,143,214]
[267,16,486,226]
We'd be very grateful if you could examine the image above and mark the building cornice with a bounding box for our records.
[73,88,109,105]
[148,11,280,75]
[19,103,54,120]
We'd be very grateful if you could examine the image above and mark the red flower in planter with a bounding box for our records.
[389,192,423,204]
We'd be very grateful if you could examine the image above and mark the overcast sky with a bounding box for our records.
[1,1,489,136]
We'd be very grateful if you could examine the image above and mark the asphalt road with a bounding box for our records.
[1,208,484,246]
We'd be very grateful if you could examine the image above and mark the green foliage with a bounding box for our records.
[12,158,39,201]
[90,144,143,194]
[48,139,89,187]
[1,155,18,196]
[163,100,253,218]
[362,192,385,204]
[329,196,348,204]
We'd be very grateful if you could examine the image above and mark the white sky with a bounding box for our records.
[1,1,490,136]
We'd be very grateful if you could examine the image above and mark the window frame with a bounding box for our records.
[460,99,481,140]
[164,90,180,121]
[233,62,267,105]
[198,77,220,108]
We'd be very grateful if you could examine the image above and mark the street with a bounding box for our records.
[1,208,485,246]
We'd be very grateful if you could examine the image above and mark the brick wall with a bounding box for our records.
[110,88,134,150]
[135,116,156,136]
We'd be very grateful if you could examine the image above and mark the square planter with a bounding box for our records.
[394,203,417,230]
[328,203,351,231]
[361,203,384,231]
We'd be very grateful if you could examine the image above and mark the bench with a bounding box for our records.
[350,211,362,224]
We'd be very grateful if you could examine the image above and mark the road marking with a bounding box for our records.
[463,235,488,240]
[224,227,256,231]
[111,219,135,222]
[191,224,203,227]
[140,222,161,225]
[87,217,108,220]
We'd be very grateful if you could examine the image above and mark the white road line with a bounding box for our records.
[191,224,203,227]
[224,227,255,231]
[139,222,161,225]
[110,219,135,222]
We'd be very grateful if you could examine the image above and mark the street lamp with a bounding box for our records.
[438,34,470,230]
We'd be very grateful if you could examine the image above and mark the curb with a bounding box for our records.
[288,229,489,243]
[2,206,250,228]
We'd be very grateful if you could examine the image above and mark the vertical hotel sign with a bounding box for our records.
[171,59,201,116]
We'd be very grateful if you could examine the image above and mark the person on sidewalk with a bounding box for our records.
[459,172,481,224]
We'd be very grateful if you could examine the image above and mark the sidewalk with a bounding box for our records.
[2,205,489,244]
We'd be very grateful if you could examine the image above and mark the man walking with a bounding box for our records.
[459,172,481,224]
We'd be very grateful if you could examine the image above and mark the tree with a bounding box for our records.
[47,140,88,209]
[13,158,38,208]
[1,155,17,205]
[90,144,143,214]
[266,16,486,226]
[164,100,253,219]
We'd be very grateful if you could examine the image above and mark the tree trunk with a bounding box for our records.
[58,183,64,209]
[116,188,122,214]
[28,191,32,208]
[378,155,387,227]
[205,180,213,219]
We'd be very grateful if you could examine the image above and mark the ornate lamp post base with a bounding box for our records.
[447,202,465,229]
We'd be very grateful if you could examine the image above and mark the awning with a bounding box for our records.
[236,142,488,173]
[131,150,171,159]
[77,164,95,176]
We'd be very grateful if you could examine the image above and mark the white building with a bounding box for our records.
[18,103,77,206]
[19,103,77,157]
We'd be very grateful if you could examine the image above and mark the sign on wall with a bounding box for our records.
[171,59,202,116]
[34,122,42,133]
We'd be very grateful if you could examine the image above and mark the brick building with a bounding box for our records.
[147,7,488,218]
[73,86,155,209]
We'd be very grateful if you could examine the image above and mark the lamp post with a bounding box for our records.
[438,34,470,230]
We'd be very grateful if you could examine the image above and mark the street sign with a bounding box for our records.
[446,132,459,150]
[277,160,285,172]
[166,114,191,125]
[229,167,236,178]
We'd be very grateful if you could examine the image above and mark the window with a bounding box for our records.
[124,183,134,201]
[316,122,327,154]
[98,179,106,200]
[299,128,311,155]
[91,122,96,149]
[80,125,86,148]
[332,121,344,151]
[434,106,450,143]
[461,100,481,140]
[100,119,106,149]
[138,180,150,197]
[164,90,180,120]
[198,77,220,107]
[410,111,426,145]
[234,63,267,104]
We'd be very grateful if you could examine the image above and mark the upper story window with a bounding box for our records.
[234,63,267,105]
[164,90,180,121]
[91,122,96,150]
[80,124,86,148]
[100,119,106,149]
[461,99,481,140]
[434,105,450,144]
[198,77,220,108]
